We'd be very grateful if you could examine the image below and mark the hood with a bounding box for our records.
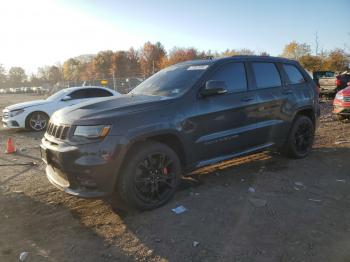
[341,86,350,96]
[52,94,174,124]
[5,100,49,111]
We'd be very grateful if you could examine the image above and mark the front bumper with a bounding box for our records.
[41,134,127,198]
[333,99,350,115]
[2,115,26,129]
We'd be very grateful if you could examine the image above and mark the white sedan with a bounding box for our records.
[2,86,121,131]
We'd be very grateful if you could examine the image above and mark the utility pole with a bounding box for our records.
[315,31,319,56]
[112,71,116,91]
[152,60,155,75]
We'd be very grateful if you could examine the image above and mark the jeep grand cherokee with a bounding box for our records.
[40,56,320,210]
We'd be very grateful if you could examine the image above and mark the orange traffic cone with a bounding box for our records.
[5,137,16,154]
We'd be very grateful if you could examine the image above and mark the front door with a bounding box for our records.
[189,62,261,163]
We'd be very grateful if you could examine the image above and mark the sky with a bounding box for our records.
[0,0,349,74]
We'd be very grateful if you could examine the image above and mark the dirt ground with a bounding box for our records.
[0,94,350,262]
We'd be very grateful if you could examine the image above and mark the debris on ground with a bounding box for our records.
[0,161,37,167]
[294,181,306,191]
[248,197,267,207]
[19,251,29,261]
[248,187,255,193]
[308,198,322,202]
[193,241,200,247]
[172,205,187,214]
[334,140,350,145]
[336,179,346,183]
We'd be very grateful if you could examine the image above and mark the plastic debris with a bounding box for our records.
[336,179,346,183]
[248,187,255,193]
[294,182,306,190]
[193,241,200,247]
[308,198,322,202]
[172,205,187,214]
[19,252,29,261]
[335,140,350,145]
[249,197,267,207]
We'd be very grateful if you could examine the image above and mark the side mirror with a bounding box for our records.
[61,95,72,101]
[201,80,228,97]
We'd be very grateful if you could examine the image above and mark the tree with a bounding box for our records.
[8,67,26,87]
[0,64,7,88]
[222,48,255,56]
[323,49,349,72]
[299,55,323,72]
[281,41,311,60]
[63,58,81,82]
[140,41,166,77]
[93,50,114,79]
[161,47,200,68]
[127,47,141,76]
[111,51,128,78]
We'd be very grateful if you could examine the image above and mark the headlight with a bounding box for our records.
[335,93,343,100]
[9,109,25,117]
[74,125,111,138]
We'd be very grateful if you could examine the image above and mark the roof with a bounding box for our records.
[176,55,297,67]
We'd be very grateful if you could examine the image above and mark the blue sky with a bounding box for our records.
[0,0,349,73]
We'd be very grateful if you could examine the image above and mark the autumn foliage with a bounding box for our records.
[0,41,349,88]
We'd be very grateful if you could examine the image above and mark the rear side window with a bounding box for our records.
[252,62,281,89]
[283,64,306,84]
[210,62,247,93]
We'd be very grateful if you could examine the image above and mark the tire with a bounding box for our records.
[117,141,182,210]
[25,112,49,131]
[284,115,315,159]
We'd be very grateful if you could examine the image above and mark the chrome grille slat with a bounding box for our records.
[46,122,70,140]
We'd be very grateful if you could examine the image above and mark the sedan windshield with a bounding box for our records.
[46,89,69,101]
[132,64,209,97]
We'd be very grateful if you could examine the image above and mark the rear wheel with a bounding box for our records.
[26,112,49,131]
[117,141,181,210]
[284,116,315,159]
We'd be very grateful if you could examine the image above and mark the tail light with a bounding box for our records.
[336,79,341,87]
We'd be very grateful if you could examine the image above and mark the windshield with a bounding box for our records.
[132,64,209,97]
[46,89,69,101]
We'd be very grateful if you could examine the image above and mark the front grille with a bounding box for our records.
[46,122,70,139]
[344,96,350,102]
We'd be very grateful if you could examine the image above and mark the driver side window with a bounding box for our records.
[68,90,87,100]
[210,62,247,93]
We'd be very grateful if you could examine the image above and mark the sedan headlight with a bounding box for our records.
[335,93,343,100]
[74,125,111,138]
[9,109,25,117]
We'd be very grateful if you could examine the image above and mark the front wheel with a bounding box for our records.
[284,116,315,159]
[117,141,182,210]
[26,112,49,131]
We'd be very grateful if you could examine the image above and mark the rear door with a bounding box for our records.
[247,61,287,147]
[191,61,261,162]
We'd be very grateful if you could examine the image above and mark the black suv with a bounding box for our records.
[41,56,320,210]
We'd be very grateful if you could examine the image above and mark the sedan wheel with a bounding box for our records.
[27,112,48,131]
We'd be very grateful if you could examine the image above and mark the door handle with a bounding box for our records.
[241,96,255,102]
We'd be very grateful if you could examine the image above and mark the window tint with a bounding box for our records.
[283,64,306,84]
[69,89,87,100]
[210,62,247,93]
[252,62,281,89]
[85,88,113,98]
